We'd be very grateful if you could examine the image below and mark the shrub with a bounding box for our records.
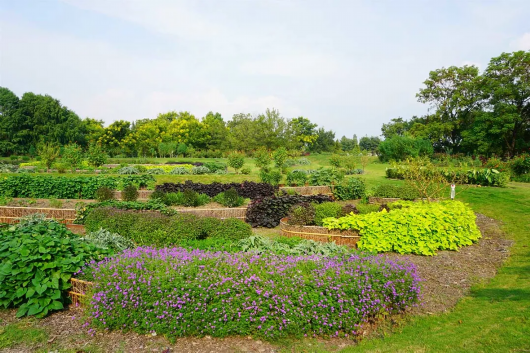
[372,184,419,200]
[122,185,139,202]
[0,220,112,318]
[95,187,115,202]
[84,209,251,247]
[240,167,251,175]
[308,168,344,186]
[297,157,311,165]
[191,166,211,175]
[202,162,227,173]
[378,135,434,162]
[287,202,315,225]
[213,188,245,207]
[82,228,135,252]
[118,166,140,175]
[86,143,108,167]
[84,248,420,339]
[324,200,482,255]
[146,168,165,175]
[228,152,245,173]
[55,163,68,174]
[75,200,172,224]
[355,203,381,215]
[171,167,190,175]
[286,170,308,186]
[37,143,60,171]
[510,154,530,176]
[183,189,209,207]
[0,163,18,173]
[48,197,63,208]
[333,177,366,200]
[314,202,343,226]
[246,194,333,227]
[259,169,283,186]
[62,143,84,172]
[237,235,349,256]
[156,181,277,199]
[136,165,148,173]
[272,147,288,171]
[163,192,184,206]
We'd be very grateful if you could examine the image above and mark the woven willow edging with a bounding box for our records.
[69,278,94,306]
[0,206,76,224]
[279,218,360,247]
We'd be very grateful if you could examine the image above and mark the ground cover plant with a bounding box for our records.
[156,180,277,199]
[0,175,155,199]
[245,194,333,227]
[323,200,481,255]
[0,217,113,318]
[81,247,420,339]
[83,208,252,247]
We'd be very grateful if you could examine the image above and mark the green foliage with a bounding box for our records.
[308,168,344,186]
[287,202,316,225]
[169,167,190,175]
[95,186,115,202]
[510,153,530,176]
[237,235,350,256]
[259,169,283,186]
[121,185,139,202]
[0,220,112,318]
[176,143,188,157]
[84,208,251,247]
[146,167,165,175]
[37,143,60,171]
[0,175,154,199]
[240,167,251,175]
[324,200,482,255]
[378,135,434,162]
[286,170,308,186]
[191,166,210,175]
[62,143,84,172]
[117,166,140,175]
[355,203,381,214]
[182,189,209,207]
[48,197,63,208]
[75,199,172,224]
[86,144,107,167]
[272,147,288,170]
[253,147,272,169]
[314,202,343,226]
[333,177,366,200]
[82,228,135,252]
[202,161,227,173]
[213,188,245,207]
[329,154,343,168]
[227,152,245,173]
[372,184,419,200]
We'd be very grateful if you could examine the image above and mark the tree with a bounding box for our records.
[202,112,229,151]
[359,136,381,154]
[177,143,188,157]
[228,152,245,173]
[378,135,434,162]
[254,147,272,170]
[416,65,482,152]
[62,143,84,172]
[288,117,318,151]
[38,143,60,172]
[482,51,530,157]
[381,117,413,139]
[309,128,335,153]
[272,147,289,172]
[86,143,107,167]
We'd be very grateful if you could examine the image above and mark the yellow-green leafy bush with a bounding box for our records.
[323,201,481,255]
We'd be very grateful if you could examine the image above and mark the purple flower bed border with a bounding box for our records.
[82,247,421,339]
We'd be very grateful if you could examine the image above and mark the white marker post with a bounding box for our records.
[450,184,456,200]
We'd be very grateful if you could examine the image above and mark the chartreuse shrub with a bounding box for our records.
[84,208,252,247]
[83,248,420,339]
[323,201,481,255]
[0,219,112,318]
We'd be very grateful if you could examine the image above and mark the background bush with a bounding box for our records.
[378,135,434,162]
[333,177,366,200]
[314,202,343,226]
[213,188,245,207]
[121,185,139,202]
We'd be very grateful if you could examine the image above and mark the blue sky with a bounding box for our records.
[1,0,529,138]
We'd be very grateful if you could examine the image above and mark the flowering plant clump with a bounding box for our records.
[82,247,420,339]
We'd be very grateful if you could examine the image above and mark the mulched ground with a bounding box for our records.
[0,214,512,352]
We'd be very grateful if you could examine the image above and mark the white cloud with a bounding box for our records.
[511,33,530,50]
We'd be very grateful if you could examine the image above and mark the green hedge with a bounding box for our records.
[385,167,510,187]
[84,208,252,247]
[0,175,155,199]
[323,200,481,255]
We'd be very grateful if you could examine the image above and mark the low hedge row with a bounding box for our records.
[75,200,174,224]
[371,184,419,200]
[156,181,277,199]
[246,194,333,228]
[323,200,481,255]
[386,167,510,187]
[84,208,252,247]
[0,175,155,199]
[84,248,420,339]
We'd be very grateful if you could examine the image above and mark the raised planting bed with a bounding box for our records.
[280,217,360,247]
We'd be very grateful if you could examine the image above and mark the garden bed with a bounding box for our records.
[279,217,360,247]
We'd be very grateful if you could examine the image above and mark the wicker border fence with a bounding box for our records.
[279,218,360,247]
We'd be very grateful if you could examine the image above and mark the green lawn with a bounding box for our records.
[341,182,530,352]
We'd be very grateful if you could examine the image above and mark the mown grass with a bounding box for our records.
[340,182,530,352]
